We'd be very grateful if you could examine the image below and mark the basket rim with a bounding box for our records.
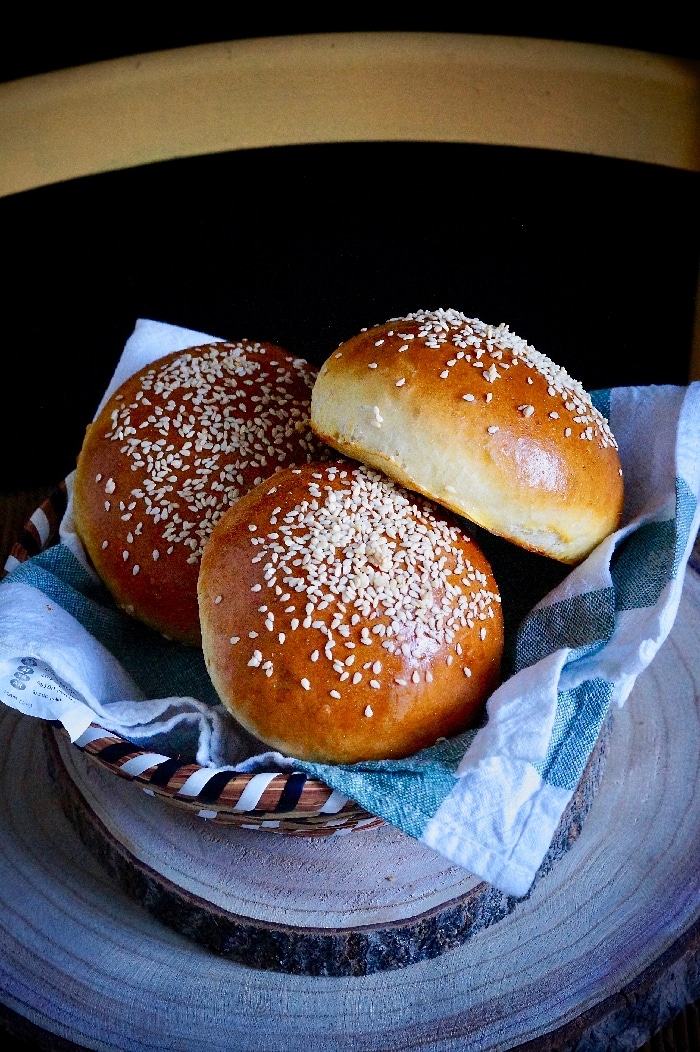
[3,483,375,826]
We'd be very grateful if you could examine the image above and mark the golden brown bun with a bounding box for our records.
[311,309,624,564]
[198,460,503,764]
[73,341,328,645]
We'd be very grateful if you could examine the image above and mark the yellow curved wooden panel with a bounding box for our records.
[1,33,699,199]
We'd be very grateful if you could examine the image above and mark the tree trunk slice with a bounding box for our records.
[0,565,698,1050]
[42,702,611,977]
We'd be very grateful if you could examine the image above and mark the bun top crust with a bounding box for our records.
[311,308,624,564]
[73,341,327,645]
[198,460,503,764]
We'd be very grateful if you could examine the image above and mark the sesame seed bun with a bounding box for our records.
[72,341,328,645]
[198,460,503,764]
[310,309,624,564]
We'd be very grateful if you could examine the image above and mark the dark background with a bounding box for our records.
[1,15,698,492]
[2,13,699,80]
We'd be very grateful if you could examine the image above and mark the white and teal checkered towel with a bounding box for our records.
[1,319,699,896]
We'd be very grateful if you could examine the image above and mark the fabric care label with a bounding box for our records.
[0,656,95,740]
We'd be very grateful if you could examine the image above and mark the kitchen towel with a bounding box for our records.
[1,318,698,896]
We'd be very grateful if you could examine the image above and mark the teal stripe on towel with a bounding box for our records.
[514,589,615,672]
[612,479,697,611]
[300,730,478,839]
[590,388,611,420]
[534,679,613,790]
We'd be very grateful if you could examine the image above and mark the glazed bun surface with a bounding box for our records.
[311,309,624,564]
[73,341,327,645]
[198,460,503,764]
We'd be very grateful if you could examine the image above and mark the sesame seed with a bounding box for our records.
[228,460,502,709]
[487,425,499,434]
[462,394,475,401]
[214,595,222,604]
[364,705,374,717]
[396,378,406,387]
[464,667,472,677]
[330,690,341,699]
[301,678,311,690]
[101,540,109,550]
[230,636,240,644]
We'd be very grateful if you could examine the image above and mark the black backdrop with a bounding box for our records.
[1,19,699,493]
[2,14,698,81]
[2,141,698,492]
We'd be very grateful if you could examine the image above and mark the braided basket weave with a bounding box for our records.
[3,484,382,836]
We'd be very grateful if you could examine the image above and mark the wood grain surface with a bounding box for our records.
[42,710,610,976]
[0,557,699,1049]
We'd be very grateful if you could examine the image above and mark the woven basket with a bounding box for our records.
[3,484,382,836]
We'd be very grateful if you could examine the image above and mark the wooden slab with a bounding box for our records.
[0,563,699,1049]
[43,705,610,976]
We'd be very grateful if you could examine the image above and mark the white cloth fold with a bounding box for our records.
[1,318,698,896]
